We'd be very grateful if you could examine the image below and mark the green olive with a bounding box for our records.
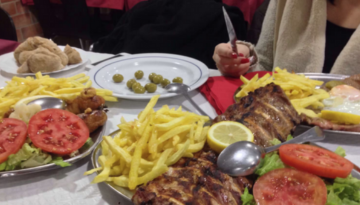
[172,77,183,84]
[161,79,170,87]
[131,82,141,90]
[149,73,157,81]
[145,83,157,93]
[126,79,137,89]
[134,86,146,94]
[153,75,163,84]
[112,74,124,83]
[325,80,344,90]
[134,70,144,79]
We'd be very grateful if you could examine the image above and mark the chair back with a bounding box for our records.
[0,7,17,41]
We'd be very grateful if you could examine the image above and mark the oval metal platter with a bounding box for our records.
[0,123,106,178]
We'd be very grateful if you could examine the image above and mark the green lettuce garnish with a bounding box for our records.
[335,146,346,157]
[241,187,255,205]
[326,175,360,205]
[270,134,293,146]
[2,143,52,170]
[254,152,285,176]
[51,156,71,167]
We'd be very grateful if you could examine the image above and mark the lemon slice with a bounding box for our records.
[320,110,360,125]
[207,121,254,153]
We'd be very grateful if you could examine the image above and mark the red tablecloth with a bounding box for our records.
[0,39,20,56]
[21,0,146,10]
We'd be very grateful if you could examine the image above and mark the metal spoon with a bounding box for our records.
[217,126,325,177]
[27,97,65,110]
[165,83,210,118]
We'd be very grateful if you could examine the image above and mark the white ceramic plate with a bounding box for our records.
[88,53,209,100]
[0,45,89,75]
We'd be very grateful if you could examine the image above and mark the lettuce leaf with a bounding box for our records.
[241,187,255,205]
[326,175,360,205]
[2,143,52,170]
[335,146,346,157]
[270,135,293,146]
[254,152,285,176]
[51,156,71,167]
[0,162,7,171]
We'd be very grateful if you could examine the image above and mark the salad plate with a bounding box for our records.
[87,53,209,100]
[0,122,106,178]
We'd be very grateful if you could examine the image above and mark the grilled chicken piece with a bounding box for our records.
[65,88,105,114]
[300,114,360,132]
[214,83,301,147]
[77,108,107,133]
[132,151,252,205]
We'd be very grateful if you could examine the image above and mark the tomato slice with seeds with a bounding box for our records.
[279,144,353,179]
[0,118,28,163]
[28,109,89,155]
[253,168,327,205]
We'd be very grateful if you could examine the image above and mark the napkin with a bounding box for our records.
[199,71,271,114]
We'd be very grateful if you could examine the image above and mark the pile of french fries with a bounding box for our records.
[85,95,210,190]
[235,67,330,118]
[0,72,117,119]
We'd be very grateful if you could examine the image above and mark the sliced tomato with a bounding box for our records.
[28,109,89,155]
[253,168,327,205]
[279,144,353,178]
[0,118,28,163]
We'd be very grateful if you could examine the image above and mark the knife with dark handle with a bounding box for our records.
[91,54,125,66]
[222,7,238,55]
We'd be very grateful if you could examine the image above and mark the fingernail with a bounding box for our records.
[238,53,244,57]
[231,53,238,59]
[240,58,250,63]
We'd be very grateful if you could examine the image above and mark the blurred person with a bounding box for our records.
[213,0,360,77]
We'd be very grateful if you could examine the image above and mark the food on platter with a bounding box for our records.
[112,74,124,83]
[0,85,109,171]
[134,70,144,79]
[64,45,82,65]
[85,87,360,204]
[9,103,41,124]
[152,75,163,84]
[216,83,301,147]
[0,118,28,164]
[160,78,170,87]
[17,47,65,73]
[279,144,353,178]
[0,72,116,120]
[207,121,254,153]
[132,150,252,205]
[78,109,108,133]
[234,68,360,132]
[14,36,82,73]
[324,74,360,91]
[145,83,157,93]
[85,95,210,190]
[65,87,106,114]
[235,67,328,118]
[172,77,183,84]
[253,168,327,205]
[28,109,89,155]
